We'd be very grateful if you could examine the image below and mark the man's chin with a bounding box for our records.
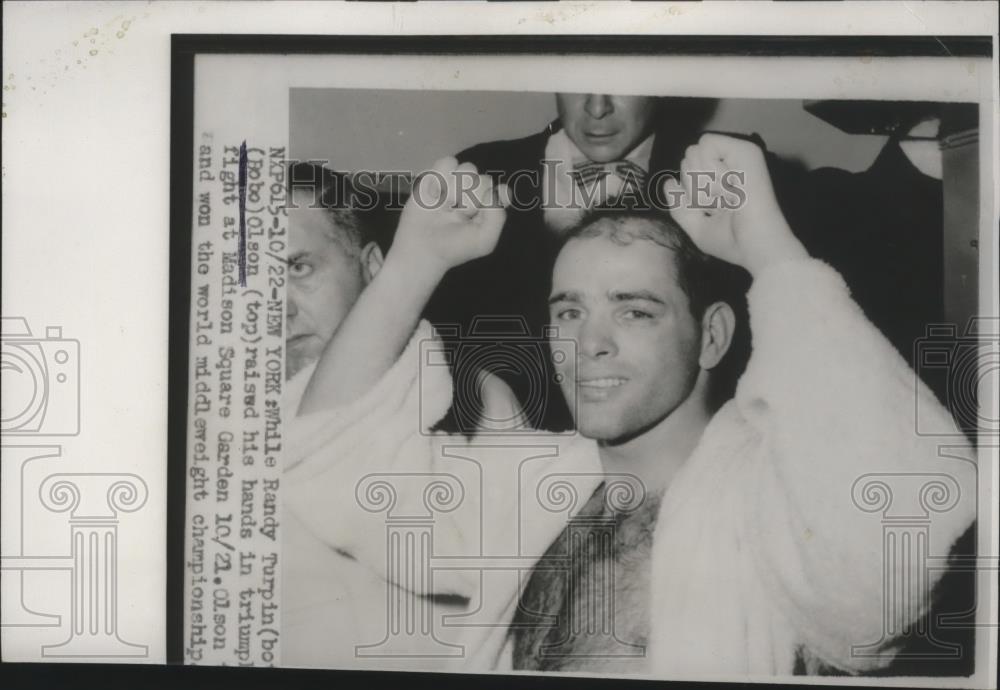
[574,136,630,164]
[573,415,627,443]
[578,146,627,165]
[573,403,663,445]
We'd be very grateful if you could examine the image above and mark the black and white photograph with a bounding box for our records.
[167,37,996,684]
[2,2,997,688]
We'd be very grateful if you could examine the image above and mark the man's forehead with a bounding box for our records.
[289,205,331,239]
[551,229,681,297]
[560,217,679,263]
[288,203,355,258]
[289,190,345,229]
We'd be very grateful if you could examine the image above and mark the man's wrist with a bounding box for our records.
[381,247,449,297]
[744,225,809,278]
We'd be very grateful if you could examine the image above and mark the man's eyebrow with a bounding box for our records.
[286,250,308,264]
[609,290,666,305]
[548,290,582,305]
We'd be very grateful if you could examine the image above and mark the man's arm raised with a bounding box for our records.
[297,158,509,415]
[664,133,808,277]
[666,134,976,672]
[284,159,511,601]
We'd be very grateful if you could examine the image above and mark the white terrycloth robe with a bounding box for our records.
[281,258,978,677]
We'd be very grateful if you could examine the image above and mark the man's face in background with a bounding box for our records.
[555,94,657,163]
[548,219,703,443]
[286,190,368,379]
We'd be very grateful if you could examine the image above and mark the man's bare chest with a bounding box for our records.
[510,482,662,673]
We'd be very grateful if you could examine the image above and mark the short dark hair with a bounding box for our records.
[559,206,752,407]
[287,161,371,255]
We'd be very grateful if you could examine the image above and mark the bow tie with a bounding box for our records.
[570,159,648,195]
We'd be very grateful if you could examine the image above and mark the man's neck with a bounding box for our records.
[597,391,713,497]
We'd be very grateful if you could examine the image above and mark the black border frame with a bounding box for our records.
[166,33,993,684]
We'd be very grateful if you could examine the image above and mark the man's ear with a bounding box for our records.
[698,301,736,370]
[360,242,384,283]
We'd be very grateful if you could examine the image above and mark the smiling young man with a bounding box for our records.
[508,208,752,672]
[548,208,746,458]
[426,94,716,433]
[286,136,976,676]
